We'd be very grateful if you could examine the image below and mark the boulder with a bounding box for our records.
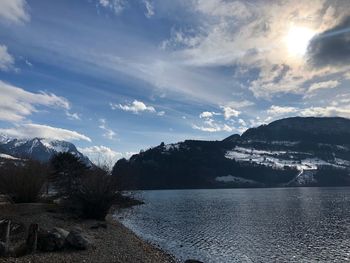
[66,228,90,250]
[53,227,69,239]
[37,228,66,252]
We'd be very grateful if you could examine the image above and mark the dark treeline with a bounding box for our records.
[0,153,123,220]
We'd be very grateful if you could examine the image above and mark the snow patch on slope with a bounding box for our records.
[225,146,348,171]
[0,153,20,160]
[41,139,71,153]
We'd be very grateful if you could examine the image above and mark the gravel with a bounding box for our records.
[0,203,176,263]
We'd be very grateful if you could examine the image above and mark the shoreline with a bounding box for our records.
[0,203,176,263]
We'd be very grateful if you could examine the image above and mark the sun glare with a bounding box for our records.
[285,26,316,57]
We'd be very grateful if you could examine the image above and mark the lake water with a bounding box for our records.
[115,188,350,262]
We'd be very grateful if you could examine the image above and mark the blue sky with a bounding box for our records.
[0,0,350,164]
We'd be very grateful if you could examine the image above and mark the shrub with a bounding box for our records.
[0,160,47,203]
[73,168,118,220]
[50,153,118,220]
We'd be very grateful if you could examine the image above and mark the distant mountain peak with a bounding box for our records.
[0,136,92,165]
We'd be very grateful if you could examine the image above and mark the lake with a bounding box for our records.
[115,188,350,262]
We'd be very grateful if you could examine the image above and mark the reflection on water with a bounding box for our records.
[115,188,350,262]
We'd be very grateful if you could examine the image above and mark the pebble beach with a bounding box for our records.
[0,203,176,263]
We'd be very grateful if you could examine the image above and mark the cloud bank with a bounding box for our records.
[0,123,91,142]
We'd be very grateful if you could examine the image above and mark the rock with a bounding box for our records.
[90,223,107,230]
[37,228,66,252]
[10,242,27,258]
[53,227,69,239]
[66,228,90,250]
[185,260,204,263]
[0,195,12,206]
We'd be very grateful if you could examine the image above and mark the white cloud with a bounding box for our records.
[192,117,236,133]
[0,45,15,71]
[97,0,125,14]
[199,111,220,119]
[0,80,70,122]
[220,106,240,120]
[225,100,254,109]
[78,145,122,167]
[99,119,116,140]
[163,0,350,99]
[0,0,29,24]
[66,111,81,120]
[143,0,154,18]
[0,123,91,142]
[238,118,246,126]
[194,106,245,133]
[192,124,222,133]
[300,106,350,118]
[344,72,350,80]
[266,104,350,119]
[157,111,165,116]
[308,80,340,93]
[111,100,156,114]
[267,105,298,116]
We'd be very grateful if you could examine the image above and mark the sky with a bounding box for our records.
[0,0,350,165]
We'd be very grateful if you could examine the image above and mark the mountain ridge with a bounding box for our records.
[0,136,92,165]
[113,117,350,189]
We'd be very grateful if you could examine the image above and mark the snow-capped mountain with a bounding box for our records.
[0,137,92,165]
[113,117,350,189]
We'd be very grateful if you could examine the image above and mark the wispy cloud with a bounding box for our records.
[143,0,154,18]
[65,111,81,120]
[0,80,70,122]
[162,0,350,99]
[267,105,298,116]
[308,80,340,93]
[0,123,91,142]
[97,0,126,15]
[192,120,233,133]
[99,118,116,140]
[0,0,30,24]
[0,45,15,71]
[157,110,165,116]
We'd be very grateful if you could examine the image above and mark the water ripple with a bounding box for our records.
[116,188,350,263]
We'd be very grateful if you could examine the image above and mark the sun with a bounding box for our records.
[285,26,316,57]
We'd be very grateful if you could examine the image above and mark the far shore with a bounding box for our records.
[0,203,176,263]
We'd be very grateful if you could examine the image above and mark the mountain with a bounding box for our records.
[0,136,92,165]
[112,117,350,189]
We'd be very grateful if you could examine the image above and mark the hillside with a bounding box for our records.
[113,117,350,189]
